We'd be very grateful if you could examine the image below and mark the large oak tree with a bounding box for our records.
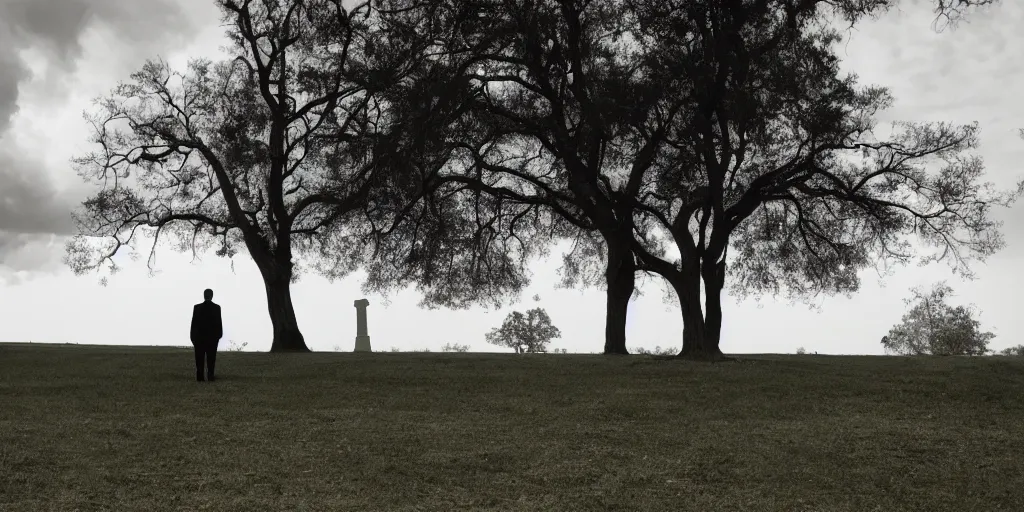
[65,0,437,351]
[375,0,674,355]
[624,0,1019,358]
[371,0,1009,356]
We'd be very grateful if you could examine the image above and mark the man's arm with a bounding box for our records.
[189,305,199,343]
[214,305,223,340]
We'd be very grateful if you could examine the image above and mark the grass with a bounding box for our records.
[2,343,1024,511]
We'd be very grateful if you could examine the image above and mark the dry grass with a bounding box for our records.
[2,343,1024,511]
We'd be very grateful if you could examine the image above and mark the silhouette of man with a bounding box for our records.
[190,289,223,382]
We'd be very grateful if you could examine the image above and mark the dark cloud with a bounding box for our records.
[0,0,200,128]
[0,0,205,272]
[0,147,75,236]
[0,231,64,283]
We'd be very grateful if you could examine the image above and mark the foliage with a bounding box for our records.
[881,282,995,356]
[621,0,1021,359]
[485,307,562,354]
[63,0,1008,356]
[343,0,569,313]
[364,0,1011,357]
[632,346,678,356]
[63,0,444,352]
[442,342,471,353]
[363,0,675,354]
[796,347,807,355]
[225,340,249,352]
[999,345,1024,356]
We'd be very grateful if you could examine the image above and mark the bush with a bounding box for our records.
[225,340,248,352]
[632,346,677,356]
[999,345,1024,356]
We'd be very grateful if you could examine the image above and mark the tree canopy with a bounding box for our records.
[623,0,1020,358]
[65,0,1012,355]
[881,282,995,356]
[486,307,562,354]
[369,0,1016,358]
[65,0,447,351]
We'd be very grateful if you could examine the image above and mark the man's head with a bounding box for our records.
[204,289,214,301]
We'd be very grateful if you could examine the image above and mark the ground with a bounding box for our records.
[2,343,1023,511]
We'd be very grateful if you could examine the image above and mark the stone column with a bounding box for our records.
[353,298,371,352]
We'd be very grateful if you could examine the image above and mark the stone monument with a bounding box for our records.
[353,298,371,352]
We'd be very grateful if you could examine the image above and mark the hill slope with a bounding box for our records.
[2,343,1023,511]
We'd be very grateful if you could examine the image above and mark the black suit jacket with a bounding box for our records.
[190,301,223,343]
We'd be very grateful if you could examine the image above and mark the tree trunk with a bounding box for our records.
[245,231,309,353]
[696,260,726,359]
[671,263,703,355]
[250,248,309,353]
[263,274,309,352]
[603,240,634,355]
[667,260,726,361]
[668,268,704,357]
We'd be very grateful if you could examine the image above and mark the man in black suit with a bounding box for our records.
[190,289,223,382]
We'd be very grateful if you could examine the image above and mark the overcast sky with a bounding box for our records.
[0,0,1021,355]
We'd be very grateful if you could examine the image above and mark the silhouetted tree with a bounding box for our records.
[441,342,471,352]
[304,0,574,315]
[632,346,677,356]
[226,340,249,352]
[360,0,683,355]
[999,345,1024,356]
[881,282,995,356]
[65,1,439,352]
[353,0,1005,357]
[486,307,562,354]
[619,0,1019,359]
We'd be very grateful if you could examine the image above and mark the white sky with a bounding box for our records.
[0,0,1021,354]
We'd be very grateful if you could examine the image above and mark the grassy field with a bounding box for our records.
[2,343,1024,511]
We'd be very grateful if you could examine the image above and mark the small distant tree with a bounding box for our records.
[632,346,677,356]
[796,347,807,355]
[881,282,995,356]
[999,345,1024,356]
[485,307,561,354]
[226,340,248,352]
[442,342,470,353]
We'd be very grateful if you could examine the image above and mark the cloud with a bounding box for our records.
[0,0,207,272]
[0,232,65,283]
[837,0,1024,254]
[0,141,79,230]
[0,0,202,127]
